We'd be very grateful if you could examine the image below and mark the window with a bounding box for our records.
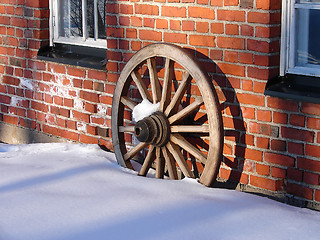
[281,0,320,76]
[265,0,320,103]
[38,0,108,70]
[50,0,107,48]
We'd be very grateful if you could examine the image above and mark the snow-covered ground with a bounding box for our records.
[0,143,319,240]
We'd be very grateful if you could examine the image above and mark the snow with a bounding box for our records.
[132,99,160,122]
[0,143,319,240]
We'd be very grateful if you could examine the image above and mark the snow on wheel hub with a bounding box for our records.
[134,111,170,147]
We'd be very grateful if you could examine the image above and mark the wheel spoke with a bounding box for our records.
[131,70,152,101]
[166,141,195,178]
[155,147,165,179]
[139,145,155,176]
[170,125,209,133]
[147,58,161,103]
[162,146,178,180]
[170,133,207,164]
[120,96,137,110]
[164,72,192,117]
[124,142,148,162]
[159,58,174,112]
[119,126,135,133]
[168,96,204,124]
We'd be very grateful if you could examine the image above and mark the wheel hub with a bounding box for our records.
[134,112,170,147]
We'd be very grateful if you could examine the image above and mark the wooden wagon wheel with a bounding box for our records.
[111,43,223,186]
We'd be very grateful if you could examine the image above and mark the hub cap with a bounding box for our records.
[134,112,170,147]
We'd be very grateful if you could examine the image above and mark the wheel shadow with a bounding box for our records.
[184,48,247,189]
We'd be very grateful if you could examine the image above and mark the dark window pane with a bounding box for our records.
[59,0,83,38]
[86,0,106,39]
[296,9,320,66]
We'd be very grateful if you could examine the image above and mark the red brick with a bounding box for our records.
[162,6,186,18]
[241,25,254,36]
[287,168,303,182]
[188,6,215,19]
[307,117,320,130]
[256,137,269,149]
[225,24,239,35]
[120,4,133,14]
[281,127,314,143]
[250,175,283,191]
[139,30,162,41]
[273,112,288,124]
[257,0,281,10]
[237,93,264,106]
[305,144,320,158]
[225,51,238,63]
[156,19,168,29]
[287,183,313,200]
[257,110,271,122]
[242,79,253,91]
[135,4,159,15]
[189,35,215,47]
[247,39,270,53]
[80,91,99,103]
[248,12,270,24]
[270,140,286,152]
[288,142,304,156]
[224,0,239,6]
[256,163,270,176]
[144,18,155,28]
[182,20,195,31]
[164,32,187,44]
[196,22,209,33]
[298,157,320,173]
[26,0,49,8]
[60,130,79,141]
[217,10,245,22]
[239,52,253,64]
[72,111,90,123]
[289,114,305,127]
[267,97,298,112]
[264,152,295,167]
[211,23,224,34]
[217,37,245,50]
[316,190,320,202]
[88,70,106,81]
[301,102,320,116]
[245,148,263,161]
[304,172,319,185]
[271,167,286,178]
[80,134,99,144]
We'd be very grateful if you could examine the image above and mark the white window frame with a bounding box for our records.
[280,0,320,77]
[49,0,107,49]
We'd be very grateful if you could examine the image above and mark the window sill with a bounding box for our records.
[265,74,320,104]
[37,43,107,70]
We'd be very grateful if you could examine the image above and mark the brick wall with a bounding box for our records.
[0,0,319,210]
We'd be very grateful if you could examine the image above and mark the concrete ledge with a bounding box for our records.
[0,122,71,144]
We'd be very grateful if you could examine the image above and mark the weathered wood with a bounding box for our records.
[124,142,148,162]
[159,58,174,112]
[139,145,155,176]
[121,96,137,110]
[170,125,209,133]
[131,70,152,101]
[164,72,192,117]
[155,147,165,179]
[168,97,203,124]
[147,58,161,104]
[161,146,178,180]
[166,141,194,178]
[119,126,135,133]
[170,133,207,164]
